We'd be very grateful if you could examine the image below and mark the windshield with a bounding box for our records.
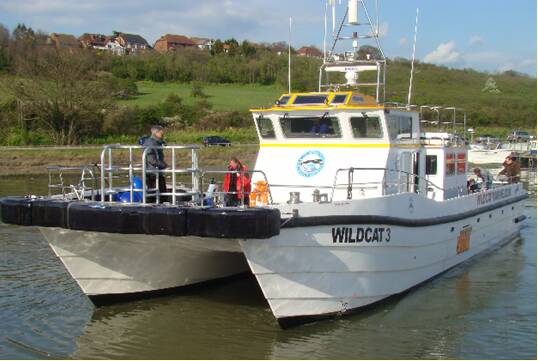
[279,115,341,138]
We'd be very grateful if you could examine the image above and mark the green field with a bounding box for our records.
[120,81,284,111]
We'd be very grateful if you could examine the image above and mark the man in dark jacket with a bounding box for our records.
[143,125,168,200]
[498,155,521,183]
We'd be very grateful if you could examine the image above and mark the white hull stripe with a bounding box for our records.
[281,194,528,228]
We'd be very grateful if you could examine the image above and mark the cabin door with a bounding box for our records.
[398,152,413,193]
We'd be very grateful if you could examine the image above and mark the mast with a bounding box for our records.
[319,0,386,103]
[407,7,419,108]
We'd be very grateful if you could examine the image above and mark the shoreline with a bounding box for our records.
[0,144,260,176]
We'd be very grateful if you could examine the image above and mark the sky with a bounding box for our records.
[0,0,536,76]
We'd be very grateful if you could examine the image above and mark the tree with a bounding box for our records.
[356,45,383,60]
[4,47,115,145]
[212,39,224,55]
[240,40,256,57]
[0,24,9,47]
[224,38,239,56]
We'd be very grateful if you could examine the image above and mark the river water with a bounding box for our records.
[0,169,536,359]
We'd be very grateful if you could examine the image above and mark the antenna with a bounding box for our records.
[323,1,328,63]
[407,7,419,108]
[288,16,292,94]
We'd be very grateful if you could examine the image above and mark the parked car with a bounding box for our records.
[507,130,531,142]
[475,134,499,143]
[202,136,231,147]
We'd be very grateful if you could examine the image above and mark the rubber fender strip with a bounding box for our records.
[66,201,75,229]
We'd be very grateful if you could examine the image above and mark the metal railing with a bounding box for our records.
[141,145,201,204]
[199,169,273,207]
[329,167,446,201]
[99,144,201,204]
[47,165,98,200]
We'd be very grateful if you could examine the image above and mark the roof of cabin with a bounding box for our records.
[250,91,383,112]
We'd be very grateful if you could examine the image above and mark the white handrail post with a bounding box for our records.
[192,148,200,202]
[100,147,106,203]
[129,146,133,203]
[142,147,148,205]
[171,147,176,205]
[107,147,113,202]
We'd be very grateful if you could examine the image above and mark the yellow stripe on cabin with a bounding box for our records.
[250,105,384,112]
[259,143,420,149]
[260,143,391,148]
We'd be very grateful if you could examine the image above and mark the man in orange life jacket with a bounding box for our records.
[223,157,251,206]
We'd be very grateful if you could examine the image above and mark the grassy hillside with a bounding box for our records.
[385,59,536,129]
[115,61,536,130]
[120,82,283,111]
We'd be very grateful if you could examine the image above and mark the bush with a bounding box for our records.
[103,106,147,136]
[191,81,208,98]
[2,127,54,146]
[195,111,251,131]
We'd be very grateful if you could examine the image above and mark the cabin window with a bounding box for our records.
[278,96,290,105]
[457,152,466,174]
[445,153,455,176]
[279,115,341,138]
[255,117,276,139]
[388,115,413,140]
[350,116,383,138]
[351,95,364,103]
[331,94,348,104]
[425,155,437,175]
[293,95,328,105]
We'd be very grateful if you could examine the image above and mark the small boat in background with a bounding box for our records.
[468,142,513,164]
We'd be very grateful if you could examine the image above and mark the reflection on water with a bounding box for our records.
[0,169,536,359]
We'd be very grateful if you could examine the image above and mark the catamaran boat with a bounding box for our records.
[0,0,528,327]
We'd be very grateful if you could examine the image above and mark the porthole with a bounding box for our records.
[477,218,480,223]
[450,227,455,232]
[489,214,492,218]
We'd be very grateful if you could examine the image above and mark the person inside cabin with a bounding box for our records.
[498,155,521,183]
[223,157,251,207]
[473,167,493,190]
[310,118,329,135]
[142,125,168,201]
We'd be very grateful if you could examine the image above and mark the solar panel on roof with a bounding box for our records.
[293,95,328,105]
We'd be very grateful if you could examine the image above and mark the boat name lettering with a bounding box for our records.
[476,187,511,206]
[331,227,391,244]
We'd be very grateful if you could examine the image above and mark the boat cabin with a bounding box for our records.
[250,92,468,204]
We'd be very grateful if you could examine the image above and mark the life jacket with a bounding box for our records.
[223,164,251,200]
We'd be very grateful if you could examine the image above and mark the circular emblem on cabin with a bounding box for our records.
[297,150,325,177]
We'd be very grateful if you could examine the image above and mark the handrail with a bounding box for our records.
[141,144,200,204]
[330,166,445,201]
[199,169,273,207]
[47,165,97,200]
[100,144,201,204]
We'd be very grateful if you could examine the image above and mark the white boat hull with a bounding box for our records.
[240,186,527,326]
[467,149,513,164]
[39,227,248,299]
